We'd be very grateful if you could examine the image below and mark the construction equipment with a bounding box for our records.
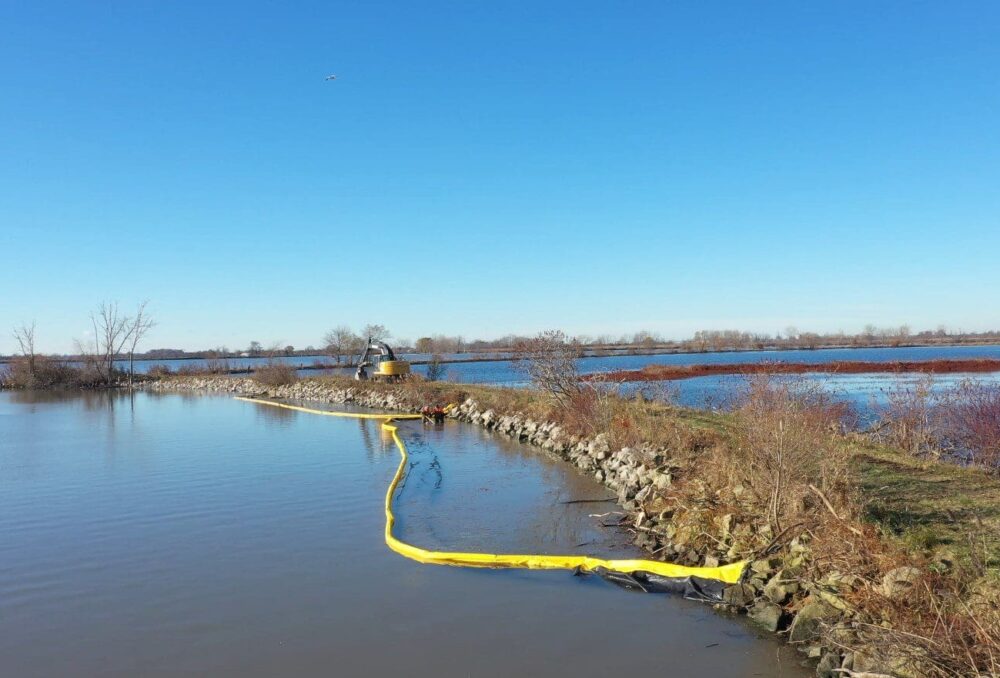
[355,338,411,381]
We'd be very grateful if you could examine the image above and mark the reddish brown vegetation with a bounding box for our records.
[870,378,1000,472]
[585,358,1000,382]
[945,380,1000,470]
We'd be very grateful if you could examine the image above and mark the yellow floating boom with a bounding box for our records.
[234,396,746,586]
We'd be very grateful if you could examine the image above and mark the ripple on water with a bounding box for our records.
[0,391,811,678]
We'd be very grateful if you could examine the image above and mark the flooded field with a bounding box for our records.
[30,344,1000,379]
[0,391,809,677]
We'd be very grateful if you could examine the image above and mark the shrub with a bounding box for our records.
[733,375,853,531]
[202,355,231,374]
[2,356,86,389]
[942,379,1000,472]
[253,363,298,387]
[877,376,945,457]
[425,354,447,382]
[147,364,173,377]
[512,330,585,407]
[876,377,1000,472]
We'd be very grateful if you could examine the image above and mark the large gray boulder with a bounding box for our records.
[787,597,840,644]
[748,600,783,632]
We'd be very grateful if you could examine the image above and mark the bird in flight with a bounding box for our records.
[325,74,338,81]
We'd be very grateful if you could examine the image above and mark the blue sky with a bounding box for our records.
[2,2,998,353]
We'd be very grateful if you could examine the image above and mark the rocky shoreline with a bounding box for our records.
[146,376,917,677]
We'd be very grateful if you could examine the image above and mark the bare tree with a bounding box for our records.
[125,301,155,387]
[362,324,390,343]
[87,302,134,384]
[512,330,585,407]
[425,353,447,382]
[12,321,37,378]
[892,324,912,347]
[204,347,231,374]
[73,301,154,386]
[323,325,358,363]
[248,341,262,356]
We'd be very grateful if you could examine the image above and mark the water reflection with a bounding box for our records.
[356,418,378,460]
[252,402,298,427]
[8,388,119,409]
[0,391,810,678]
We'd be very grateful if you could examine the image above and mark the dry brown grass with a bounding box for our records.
[875,377,1000,474]
[945,380,1000,472]
[877,376,945,457]
[253,363,299,387]
[835,569,1000,677]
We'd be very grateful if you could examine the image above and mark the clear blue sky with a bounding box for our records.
[2,1,998,353]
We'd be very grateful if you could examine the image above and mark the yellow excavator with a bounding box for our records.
[354,338,411,382]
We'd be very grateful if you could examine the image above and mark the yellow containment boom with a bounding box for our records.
[234,397,746,589]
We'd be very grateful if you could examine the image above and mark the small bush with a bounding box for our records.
[733,375,853,530]
[1,356,87,389]
[147,364,173,377]
[253,363,298,387]
[878,376,945,457]
[876,377,1000,472]
[512,330,585,407]
[202,355,231,374]
[425,354,447,382]
[943,380,1000,472]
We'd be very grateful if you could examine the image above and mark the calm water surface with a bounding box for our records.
[52,345,1000,415]
[341,346,1000,411]
[0,391,809,677]
[66,343,1000,378]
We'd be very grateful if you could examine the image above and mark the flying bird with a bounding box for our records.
[325,74,338,81]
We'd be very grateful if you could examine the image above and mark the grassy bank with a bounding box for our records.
[149,372,999,676]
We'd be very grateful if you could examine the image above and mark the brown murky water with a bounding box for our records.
[0,391,810,677]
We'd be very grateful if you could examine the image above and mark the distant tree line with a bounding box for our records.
[411,326,1000,355]
[6,318,999,389]
[679,325,997,352]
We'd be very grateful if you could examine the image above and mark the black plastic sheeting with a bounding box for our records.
[587,567,728,603]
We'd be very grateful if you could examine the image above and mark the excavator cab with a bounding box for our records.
[355,338,411,382]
